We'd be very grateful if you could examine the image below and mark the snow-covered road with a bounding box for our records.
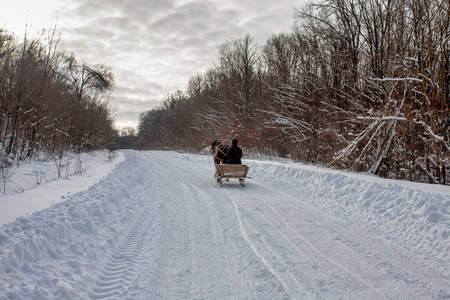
[0,150,449,299]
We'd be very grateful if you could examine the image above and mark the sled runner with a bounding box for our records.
[214,164,249,187]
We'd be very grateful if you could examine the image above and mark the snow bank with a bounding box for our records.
[0,151,139,299]
[0,151,124,226]
[251,161,449,260]
[181,153,450,261]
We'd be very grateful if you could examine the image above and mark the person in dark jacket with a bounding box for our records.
[227,139,242,164]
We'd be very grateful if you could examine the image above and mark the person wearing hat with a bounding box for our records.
[227,139,243,164]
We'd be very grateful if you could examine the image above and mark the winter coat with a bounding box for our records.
[227,145,242,164]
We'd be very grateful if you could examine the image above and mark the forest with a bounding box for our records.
[137,0,450,185]
[0,27,116,183]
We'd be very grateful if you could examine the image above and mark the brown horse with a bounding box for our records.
[211,140,229,164]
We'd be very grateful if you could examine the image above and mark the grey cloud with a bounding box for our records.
[57,0,301,128]
[115,86,160,98]
[149,2,238,42]
[122,0,174,19]
[95,17,136,32]
[116,99,159,113]
[73,1,120,19]
[113,92,166,127]
[69,26,115,40]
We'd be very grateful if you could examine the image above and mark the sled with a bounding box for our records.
[214,164,249,187]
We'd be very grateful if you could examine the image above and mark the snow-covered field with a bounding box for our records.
[0,150,448,299]
[0,151,124,226]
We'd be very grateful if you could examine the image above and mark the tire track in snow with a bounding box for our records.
[263,204,385,297]
[107,151,435,299]
[225,189,298,296]
[221,179,387,298]
[140,153,234,297]
[117,152,440,299]
[141,152,290,298]
[229,199,312,297]
[89,209,151,299]
[137,153,215,297]
[266,209,385,298]
[85,151,449,299]
[88,152,160,299]
[221,187,317,298]
[243,177,446,299]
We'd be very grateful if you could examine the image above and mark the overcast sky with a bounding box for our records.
[1,0,307,129]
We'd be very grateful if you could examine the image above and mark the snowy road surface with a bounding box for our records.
[0,150,449,299]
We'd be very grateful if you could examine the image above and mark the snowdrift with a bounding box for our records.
[0,152,144,298]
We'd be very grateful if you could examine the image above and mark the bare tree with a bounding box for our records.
[0,25,116,170]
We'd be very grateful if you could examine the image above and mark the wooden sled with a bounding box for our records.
[214,164,249,187]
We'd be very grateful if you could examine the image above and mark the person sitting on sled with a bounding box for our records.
[226,139,242,164]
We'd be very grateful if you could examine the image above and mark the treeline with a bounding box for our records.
[137,0,450,185]
[115,127,137,149]
[0,28,115,167]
